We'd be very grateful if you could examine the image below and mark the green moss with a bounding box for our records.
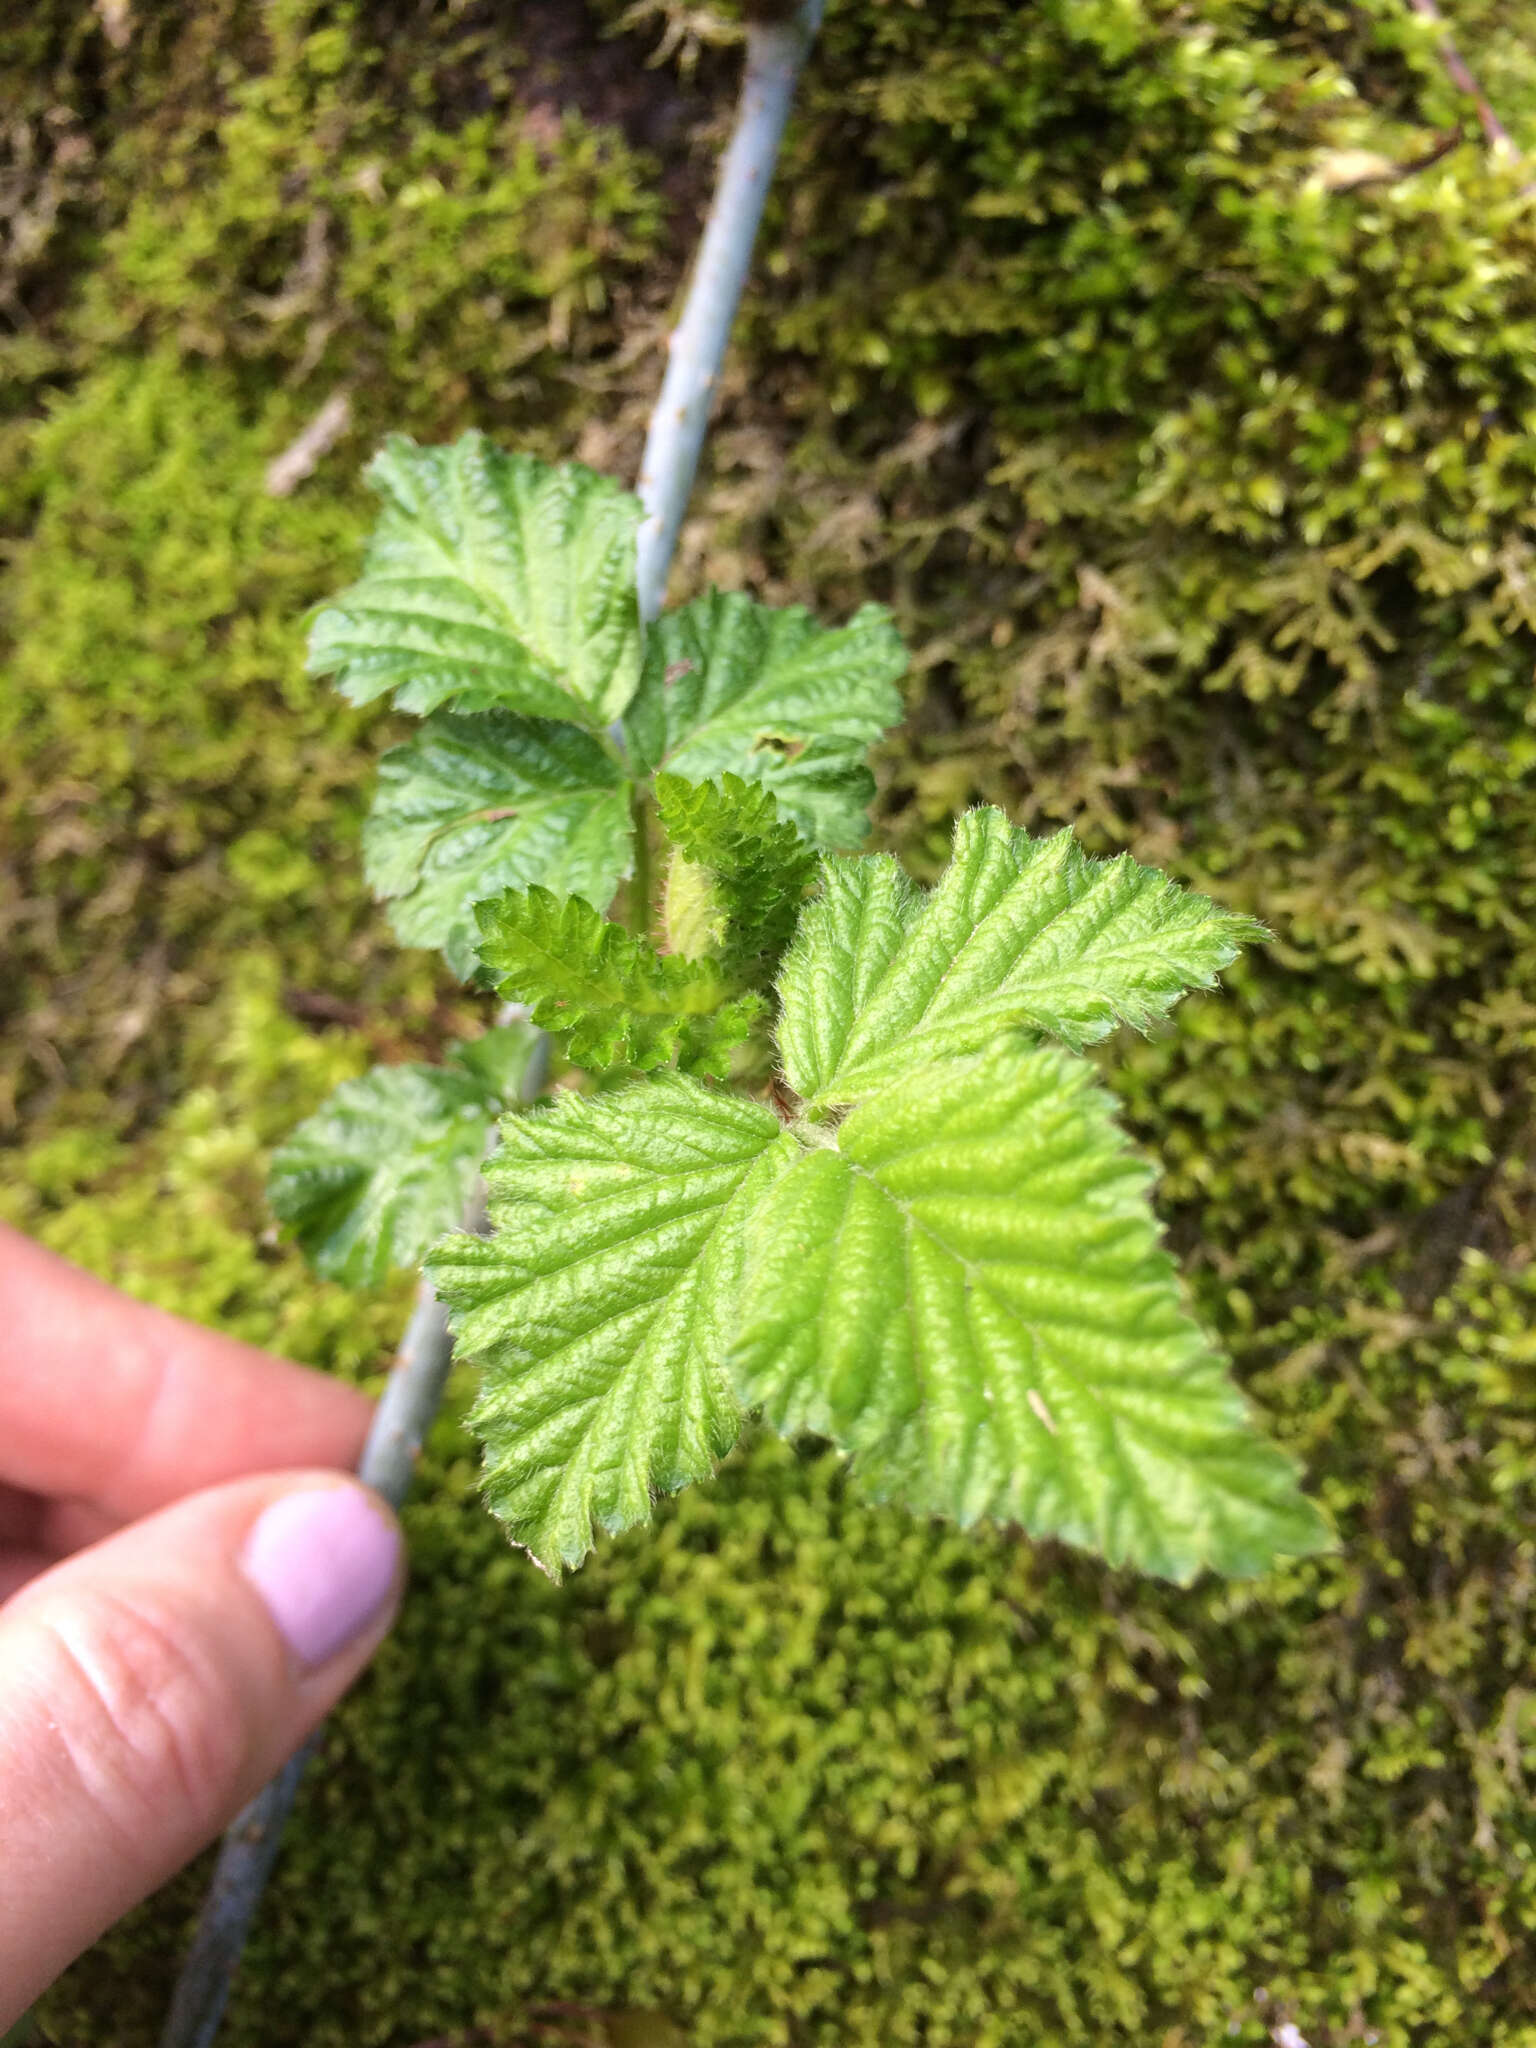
[1,954,413,1372]
[1,0,666,1145]
[39,1381,1536,2045]
[11,0,1536,2040]
[0,346,426,1140]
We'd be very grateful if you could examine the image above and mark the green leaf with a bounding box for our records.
[427,1079,787,1574]
[778,807,1267,1106]
[269,1061,496,1286]
[732,1044,1332,1582]
[364,710,633,979]
[448,1020,547,1103]
[475,886,762,1076]
[622,590,907,848]
[655,771,817,972]
[308,433,643,727]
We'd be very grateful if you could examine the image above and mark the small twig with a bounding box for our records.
[264,388,352,498]
[159,1042,533,2048]
[634,0,826,620]
[1311,129,1462,193]
[1405,0,1514,151]
[155,1282,460,2048]
[160,6,827,2039]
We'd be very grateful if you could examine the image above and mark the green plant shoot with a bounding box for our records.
[270,429,1332,1587]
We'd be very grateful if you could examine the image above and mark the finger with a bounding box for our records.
[0,1471,403,2024]
[0,1483,45,1549]
[0,1551,53,1603]
[0,1494,123,1600]
[0,1481,152,1557]
[0,1225,372,1517]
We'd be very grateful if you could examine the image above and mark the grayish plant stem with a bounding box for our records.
[159,1040,531,2048]
[635,0,826,621]
[155,1282,459,2048]
[160,5,825,2040]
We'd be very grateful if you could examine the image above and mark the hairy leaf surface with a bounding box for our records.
[622,590,906,848]
[427,1080,787,1573]
[476,886,762,1075]
[655,771,816,971]
[778,807,1266,1104]
[308,434,642,725]
[732,1044,1331,1582]
[364,711,632,978]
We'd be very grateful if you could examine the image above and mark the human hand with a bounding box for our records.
[0,1224,403,2024]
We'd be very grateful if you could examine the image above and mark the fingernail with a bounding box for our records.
[241,1485,402,1669]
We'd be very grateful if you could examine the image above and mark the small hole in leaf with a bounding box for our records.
[751,731,806,762]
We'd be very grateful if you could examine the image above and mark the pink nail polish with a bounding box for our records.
[241,1486,401,1668]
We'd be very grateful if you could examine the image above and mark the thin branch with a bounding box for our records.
[159,6,826,2040]
[153,1740,322,2048]
[158,1036,530,2048]
[157,1164,505,2048]
[635,0,826,621]
[263,388,352,498]
[1405,0,1514,151]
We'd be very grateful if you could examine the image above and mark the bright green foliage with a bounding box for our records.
[655,772,817,970]
[474,886,763,1077]
[363,710,632,979]
[440,808,1313,1580]
[267,1023,540,1285]
[778,808,1265,1106]
[307,433,644,726]
[307,439,906,992]
[427,1080,784,1573]
[736,1042,1329,1583]
[623,591,907,848]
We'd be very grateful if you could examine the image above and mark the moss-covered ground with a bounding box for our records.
[6,0,1536,2040]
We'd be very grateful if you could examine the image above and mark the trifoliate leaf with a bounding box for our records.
[308,433,642,726]
[778,807,1267,1106]
[655,772,817,972]
[269,1062,496,1286]
[475,886,763,1076]
[364,711,633,979]
[427,1079,787,1573]
[622,590,907,848]
[732,1043,1332,1582]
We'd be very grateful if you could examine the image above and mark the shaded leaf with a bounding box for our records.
[364,710,632,978]
[448,1020,547,1103]
[622,590,906,848]
[269,1061,495,1286]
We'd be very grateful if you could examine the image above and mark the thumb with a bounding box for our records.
[0,1473,403,2022]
